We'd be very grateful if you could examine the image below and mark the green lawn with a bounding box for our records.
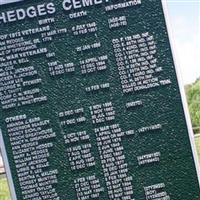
[195,136,200,160]
[0,138,200,199]
[0,178,11,200]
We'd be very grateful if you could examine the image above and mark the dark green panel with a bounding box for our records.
[0,0,199,199]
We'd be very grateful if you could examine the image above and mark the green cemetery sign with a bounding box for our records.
[0,0,199,199]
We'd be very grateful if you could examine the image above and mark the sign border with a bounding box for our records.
[162,0,200,186]
[0,130,17,200]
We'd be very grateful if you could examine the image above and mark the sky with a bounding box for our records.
[166,0,200,85]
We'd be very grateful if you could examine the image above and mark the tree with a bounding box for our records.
[186,80,200,133]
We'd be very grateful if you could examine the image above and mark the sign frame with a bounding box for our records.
[0,0,23,5]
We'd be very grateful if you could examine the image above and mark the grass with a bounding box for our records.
[195,136,200,160]
[0,178,11,200]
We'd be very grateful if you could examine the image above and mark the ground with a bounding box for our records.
[0,177,11,200]
[0,138,200,199]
